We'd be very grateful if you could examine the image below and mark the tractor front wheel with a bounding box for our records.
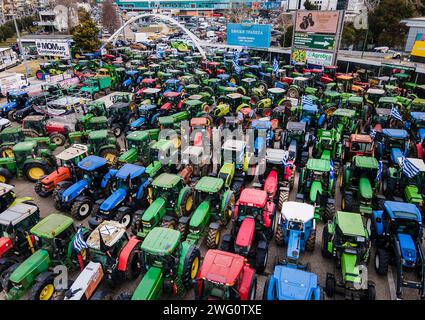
[115,208,132,229]
[306,229,316,252]
[367,281,376,300]
[323,202,335,223]
[7,109,17,122]
[321,225,332,258]
[49,133,66,146]
[34,178,50,197]
[178,187,193,216]
[325,273,336,298]
[0,146,14,158]
[182,246,201,289]
[275,225,284,246]
[24,163,48,182]
[177,222,189,241]
[29,273,55,300]
[375,249,389,276]
[71,198,93,220]
[255,241,269,274]
[0,168,13,184]
[248,274,257,301]
[111,124,122,138]
[342,193,354,212]
[206,227,220,249]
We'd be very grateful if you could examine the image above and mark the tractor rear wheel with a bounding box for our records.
[342,193,354,212]
[7,109,17,122]
[275,225,284,246]
[278,190,289,211]
[99,148,118,166]
[182,246,201,289]
[71,198,93,220]
[375,249,389,275]
[325,273,336,298]
[321,225,332,258]
[124,247,141,280]
[24,162,48,182]
[248,274,257,300]
[29,273,55,300]
[0,263,19,292]
[367,281,376,300]
[177,222,189,241]
[0,146,14,158]
[206,227,220,249]
[222,192,235,225]
[255,241,269,274]
[323,202,335,223]
[0,259,16,290]
[178,187,193,216]
[0,168,13,184]
[306,229,316,252]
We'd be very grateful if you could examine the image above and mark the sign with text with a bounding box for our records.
[306,51,334,66]
[295,10,340,34]
[35,39,71,58]
[227,23,271,48]
[294,33,336,50]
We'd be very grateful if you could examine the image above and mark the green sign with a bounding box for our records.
[381,63,416,72]
[294,33,336,51]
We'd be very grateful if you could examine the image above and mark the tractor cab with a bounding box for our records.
[119,129,158,166]
[190,117,212,147]
[161,91,183,113]
[163,79,183,93]
[131,105,159,131]
[328,108,358,137]
[221,139,248,172]
[411,98,425,112]
[252,120,273,154]
[346,96,365,116]
[344,134,374,163]
[410,112,425,145]
[0,183,17,212]
[195,249,256,300]
[267,87,287,105]
[321,90,342,109]
[281,121,308,164]
[366,88,386,107]
[377,129,409,165]
[139,88,162,107]
[219,93,251,113]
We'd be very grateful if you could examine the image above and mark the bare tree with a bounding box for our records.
[364,0,381,12]
[102,0,120,34]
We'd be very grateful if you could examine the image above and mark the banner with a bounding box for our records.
[227,23,271,48]
[306,51,334,66]
[295,10,340,34]
[412,40,425,58]
[35,39,71,58]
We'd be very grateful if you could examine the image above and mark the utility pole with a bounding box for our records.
[361,28,369,59]
[13,15,30,77]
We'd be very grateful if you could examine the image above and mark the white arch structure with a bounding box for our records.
[106,13,206,59]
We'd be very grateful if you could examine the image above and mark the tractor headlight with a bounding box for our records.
[12,282,22,290]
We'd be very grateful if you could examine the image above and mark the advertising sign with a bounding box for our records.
[291,49,307,64]
[227,23,271,48]
[415,34,425,41]
[295,10,340,34]
[35,39,71,58]
[412,40,425,58]
[306,51,334,66]
[294,33,336,50]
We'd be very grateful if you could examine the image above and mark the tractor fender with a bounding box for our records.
[220,190,234,216]
[99,188,127,212]
[101,169,118,189]
[239,265,256,300]
[263,202,275,228]
[0,237,13,258]
[371,210,384,236]
[317,114,326,127]
[34,270,54,284]
[136,180,149,200]
[178,241,195,277]
[117,236,141,272]
[416,143,424,159]
[266,275,276,300]
[0,101,17,112]
[208,222,220,231]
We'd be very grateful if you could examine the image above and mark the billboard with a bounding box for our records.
[36,39,71,58]
[291,49,334,66]
[295,10,341,34]
[227,23,271,48]
[411,40,425,58]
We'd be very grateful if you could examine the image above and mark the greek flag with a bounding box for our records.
[330,159,335,180]
[391,105,403,121]
[401,157,420,178]
[73,228,88,253]
[232,52,241,74]
[370,128,377,139]
[282,152,288,167]
[375,160,383,181]
[273,57,279,76]
[156,49,164,59]
[302,95,313,105]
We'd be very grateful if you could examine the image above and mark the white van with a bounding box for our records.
[0,73,29,97]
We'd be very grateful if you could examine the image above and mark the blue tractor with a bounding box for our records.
[89,163,151,230]
[252,120,274,154]
[163,79,183,93]
[374,129,409,165]
[0,90,30,122]
[263,264,322,300]
[368,201,425,299]
[129,105,160,131]
[53,155,117,220]
[119,70,142,92]
[275,201,316,267]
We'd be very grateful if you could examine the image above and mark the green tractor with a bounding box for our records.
[131,173,193,240]
[312,128,342,165]
[322,211,375,300]
[68,129,120,165]
[297,158,336,222]
[177,176,235,249]
[287,77,317,99]
[340,156,383,216]
[0,140,56,183]
[119,129,159,166]
[80,76,112,99]
[1,214,85,300]
[75,101,108,132]
[327,108,360,139]
[131,227,200,300]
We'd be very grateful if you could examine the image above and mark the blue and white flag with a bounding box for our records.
[391,105,403,121]
[232,51,241,74]
[401,157,420,178]
[273,57,279,76]
[370,128,377,139]
[73,228,88,253]
[330,159,335,180]
[282,152,288,167]
[375,160,383,181]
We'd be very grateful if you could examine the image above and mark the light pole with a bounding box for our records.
[13,15,30,77]
[361,28,369,59]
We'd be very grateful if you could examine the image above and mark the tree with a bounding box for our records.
[102,0,120,34]
[304,0,319,10]
[71,9,101,52]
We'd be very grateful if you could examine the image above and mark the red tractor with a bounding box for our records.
[21,115,72,146]
[190,117,212,147]
[202,61,226,77]
[160,91,184,114]
[342,134,374,164]
[320,65,339,84]
[221,171,277,273]
[194,249,257,300]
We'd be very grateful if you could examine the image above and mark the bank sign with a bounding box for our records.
[35,40,71,58]
[227,23,271,48]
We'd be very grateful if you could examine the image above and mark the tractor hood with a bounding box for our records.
[80,87,95,93]
[130,117,145,128]
[274,265,319,300]
[61,179,89,203]
[341,252,361,285]
[0,101,16,112]
[397,233,417,267]
[142,197,166,223]
[287,230,301,261]
[123,78,132,87]
[132,266,163,300]
[10,249,50,284]
[190,201,211,229]
[118,148,138,163]
[100,188,127,213]
[359,177,373,200]
[405,185,423,204]
[309,181,322,203]
[0,237,13,257]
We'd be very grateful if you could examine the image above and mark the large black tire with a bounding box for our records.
[255,241,268,274]
[0,263,19,292]
[206,227,220,249]
[71,198,93,220]
[342,193,354,212]
[52,187,65,211]
[374,248,389,275]
[275,225,284,246]
[305,229,316,252]
[0,259,17,290]
[323,202,335,223]
[115,208,133,229]
[111,124,122,137]
[29,273,56,300]
[24,162,49,182]
[247,274,257,300]
[182,246,201,290]
[124,247,141,280]
[34,177,50,198]
[262,276,271,300]
[131,214,142,236]
[0,168,13,184]
[7,109,17,122]
[0,145,14,158]
[278,190,289,211]
[178,187,193,216]
[367,281,376,300]
[325,273,336,298]
[321,225,332,258]
[221,191,235,225]
[49,133,66,146]
[177,222,189,241]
